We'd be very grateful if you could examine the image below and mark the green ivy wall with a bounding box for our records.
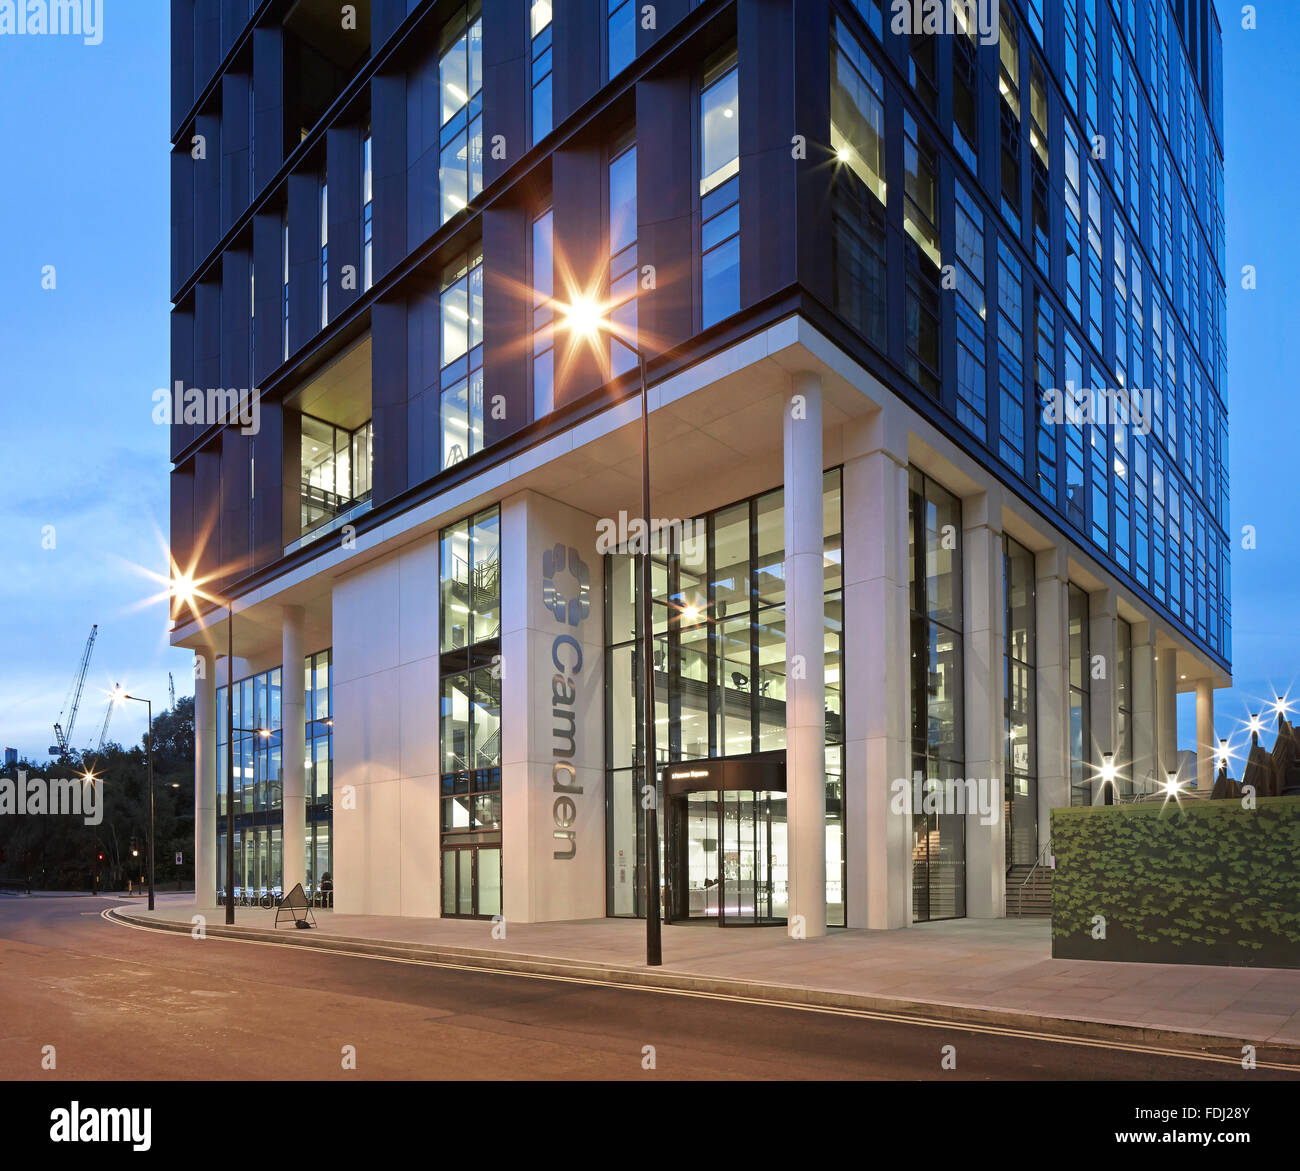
[1050,799,1300,968]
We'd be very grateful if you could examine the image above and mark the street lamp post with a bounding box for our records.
[170,571,236,925]
[636,347,662,967]
[118,692,154,911]
[557,294,661,966]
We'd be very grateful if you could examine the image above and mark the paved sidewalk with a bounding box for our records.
[119,894,1300,1052]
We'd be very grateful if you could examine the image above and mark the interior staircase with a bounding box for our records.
[1006,862,1053,917]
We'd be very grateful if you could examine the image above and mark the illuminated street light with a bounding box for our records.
[553,288,661,967]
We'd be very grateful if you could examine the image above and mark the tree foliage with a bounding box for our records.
[0,697,194,892]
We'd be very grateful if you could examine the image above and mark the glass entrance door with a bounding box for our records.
[669,791,720,920]
[668,788,786,926]
[721,790,787,925]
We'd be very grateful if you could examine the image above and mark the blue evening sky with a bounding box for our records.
[0,3,1294,766]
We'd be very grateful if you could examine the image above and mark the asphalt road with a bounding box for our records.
[0,894,1294,1081]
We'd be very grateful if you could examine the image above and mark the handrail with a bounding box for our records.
[1016,836,1053,918]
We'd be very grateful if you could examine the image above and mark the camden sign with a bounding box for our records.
[542,543,591,861]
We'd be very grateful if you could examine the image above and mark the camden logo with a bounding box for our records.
[542,543,589,861]
[541,544,590,627]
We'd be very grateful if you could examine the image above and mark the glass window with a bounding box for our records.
[700,51,739,196]
[700,51,739,328]
[533,205,554,418]
[530,0,553,145]
[439,4,484,224]
[831,18,886,204]
[608,0,635,78]
[362,131,373,291]
[909,469,965,922]
[605,474,846,926]
[440,247,485,468]
[609,140,639,376]
[1004,537,1037,865]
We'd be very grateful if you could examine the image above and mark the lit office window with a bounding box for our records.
[439,247,484,469]
[362,131,373,291]
[300,415,373,536]
[532,205,554,418]
[608,0,634,79]
[530,0,553,145]
[1029,56,1050,275]
[603,472,845,926]
[830,18,886,204]
[304,648,333,900]
[319,180,328,329]
[608,138,638,377]
[1004,536,1037,865]
[700,49,739,328]
[909,469,964,922]
[903,113,940,398]
[830,19,885,351]
[998,4,1021,230]
[216,666,283,899]
[439,506,502,919]
[439,4,483,224]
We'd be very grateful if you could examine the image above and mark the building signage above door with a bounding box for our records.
[663,752,786,795]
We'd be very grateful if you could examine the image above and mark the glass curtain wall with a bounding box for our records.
[1068,584,1092,804]
[1003,536,1037,867]
[908,469,965,921]
[305,650,333,899]
[438,3,483,225]
[439,507,502,919]
[1115,617,1135,799]
[216,657,333,904]
[300,415,373,536]
[604,472,845,926]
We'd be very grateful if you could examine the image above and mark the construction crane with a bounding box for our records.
[94,685,120,753]
[50,625,98,758]
[169,672,176,711]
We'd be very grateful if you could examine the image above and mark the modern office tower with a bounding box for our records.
[170,0,1227,929]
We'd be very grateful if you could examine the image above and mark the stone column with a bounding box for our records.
[1034,548,1070,848]
[1088,589,1118,804]
[842,408,911,929]
[1156,647,1179,782]
[1130,620,1155,795]
[785,371,826,937]
[281,605,306,895]
[1196,680,1215,792]
[194,650,217,909]
[962,490,1004,918]
[500,491,606,924]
